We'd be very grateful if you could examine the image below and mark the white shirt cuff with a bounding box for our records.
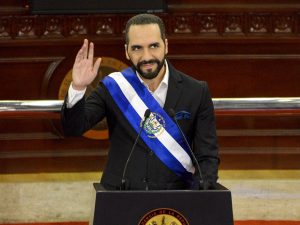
[66,83,86,108]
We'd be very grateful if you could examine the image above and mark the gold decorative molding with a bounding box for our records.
[1,11,300,40]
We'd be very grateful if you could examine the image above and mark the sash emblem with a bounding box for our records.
[143,112,166,138]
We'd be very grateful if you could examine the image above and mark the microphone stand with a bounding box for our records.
[120,109,151,190]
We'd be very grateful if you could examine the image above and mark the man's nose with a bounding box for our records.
[141,48,152,61]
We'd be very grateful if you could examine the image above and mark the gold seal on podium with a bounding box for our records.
[138,208,189,225]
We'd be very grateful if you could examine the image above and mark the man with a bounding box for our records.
[61,14,219,190]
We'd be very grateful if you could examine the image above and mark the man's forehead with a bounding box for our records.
[127,24,162,44]
[128,23,160,33]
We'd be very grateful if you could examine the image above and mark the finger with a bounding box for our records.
[87,42,96,69]
[88,42,94,60]
[75,47,84,64]
[83,39,89,59]
[75,39,88,62]
[92,57,102,75]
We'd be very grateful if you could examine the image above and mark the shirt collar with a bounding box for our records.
[136,60,169,91]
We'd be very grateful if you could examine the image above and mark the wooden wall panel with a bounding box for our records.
[0,1,300,173]
[0,57,64,99]
[168,54,300,97]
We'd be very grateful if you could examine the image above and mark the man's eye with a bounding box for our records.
[131,46,141,51]
[150,44,159,48]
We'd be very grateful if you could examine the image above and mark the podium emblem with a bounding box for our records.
[138,208,189,225]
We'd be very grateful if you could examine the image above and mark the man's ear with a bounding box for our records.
[124,44,130,60]
[165,39,168,55]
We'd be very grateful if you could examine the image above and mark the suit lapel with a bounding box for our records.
[163,62,183,111]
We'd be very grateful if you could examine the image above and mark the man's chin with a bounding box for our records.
[138,68,159,79]
[140,73,158,80]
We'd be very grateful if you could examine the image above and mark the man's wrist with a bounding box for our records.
[72,82,86,91]
[67,83,86,108]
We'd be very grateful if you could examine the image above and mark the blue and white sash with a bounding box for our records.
[102,67,195,184]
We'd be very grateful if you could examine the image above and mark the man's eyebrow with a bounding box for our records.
[130,44,141,49]
[149,42,160,46]
[130,42,160,49]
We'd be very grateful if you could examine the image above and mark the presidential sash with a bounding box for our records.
[102,67,195,184]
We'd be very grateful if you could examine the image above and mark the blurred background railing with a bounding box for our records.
[1,98,300,116]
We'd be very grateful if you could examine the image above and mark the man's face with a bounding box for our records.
[125,24,168,80]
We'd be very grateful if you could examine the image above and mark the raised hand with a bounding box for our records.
[72,39,102,90]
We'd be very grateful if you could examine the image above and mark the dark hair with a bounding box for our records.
[125,14,166,45]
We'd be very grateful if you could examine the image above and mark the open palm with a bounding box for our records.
[72,39,102,90]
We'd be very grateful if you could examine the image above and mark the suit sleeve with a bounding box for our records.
[193,81,219,188]
[61,83,107,136]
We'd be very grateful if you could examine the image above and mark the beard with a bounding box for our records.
[133,57,165,80]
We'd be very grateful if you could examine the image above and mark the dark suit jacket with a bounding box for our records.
[61,62,219,190]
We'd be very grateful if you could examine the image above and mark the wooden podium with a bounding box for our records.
[90,183,234,225]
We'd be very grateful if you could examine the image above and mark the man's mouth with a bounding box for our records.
[141,63,155,70]
[140,60,158,70]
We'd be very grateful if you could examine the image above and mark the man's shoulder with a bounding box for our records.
[174,69,207,88]
[167,60,208,90]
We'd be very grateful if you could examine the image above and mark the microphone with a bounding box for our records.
[168,108,205,190]
[120,109,151,190]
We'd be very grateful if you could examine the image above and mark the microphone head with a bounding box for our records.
[144,109,151,118]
